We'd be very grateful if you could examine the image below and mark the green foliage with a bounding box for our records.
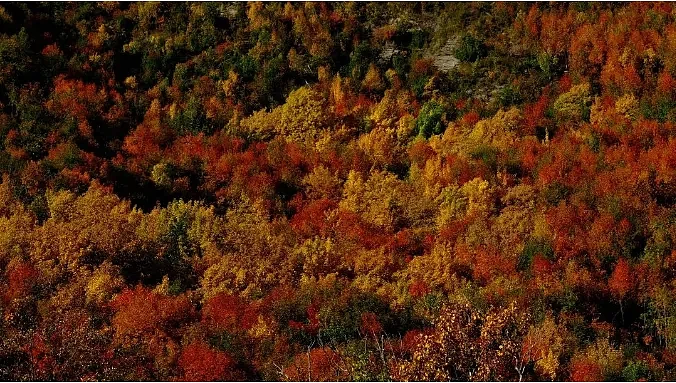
[236,55,259,81]
[347,42,374,81]
[553,83,592,123]
[496,84,522,108]
[469,144,499,171]
[517,239,554,271]
[171,96,211,135]
[542,182,571,206]
[622,360,651,381]
[454,34,486,62]
[342,340,390,381]
[410,75,430,99]
[414,100,445,138]
[2,3,676,381]
[409,29,429,50]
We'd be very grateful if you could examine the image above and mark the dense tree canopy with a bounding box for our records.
[2,2,676,381]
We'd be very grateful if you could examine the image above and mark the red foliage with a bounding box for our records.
[411,58,435,77]
[47,75,108,123]
[657,71,676,96]
[609,258,633,300]
[306,303,321,334]
[570,358,603,381]
[290,198,336,237]
[558,74,573,93]
[360,312,383,336]
[472,246,515,284]
[333,210,389,249]
[396,328,431,355]
[373,25,396,42]
[4,261,38,303]
[41,43,62,57]
[25,334,55,378]
[202,293,248,331]
[523,93,551,133]
[546,202,593,261]
[437,219,468,245]
[179,342,241,381]
[408,280,430,298]
[283,347,348,382]
[111,286,195,338]
[532,255,553,277]
[461,111,480,126]
[408,141,435,166]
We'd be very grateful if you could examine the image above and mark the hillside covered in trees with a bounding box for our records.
[3,2,676,381]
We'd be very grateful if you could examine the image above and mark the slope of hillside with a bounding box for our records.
[1,2,676,381]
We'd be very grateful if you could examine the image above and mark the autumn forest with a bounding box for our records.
[3,2,676,381]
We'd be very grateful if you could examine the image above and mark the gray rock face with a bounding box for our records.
[378,41,409,65]
[431,37,460,72]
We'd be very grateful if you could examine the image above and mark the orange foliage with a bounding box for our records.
[111,286,194,341]
[4,261,38,303]
[570,359,603,382]
[179,342,241,381]
[609,258,633,300]
[283,347,348,382]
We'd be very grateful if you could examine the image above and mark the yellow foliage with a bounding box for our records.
[339,170,367,215]
[247,2,270,30]
[385,68,401,88]
[340,170,408,231]
[368,89,417,132]
[532,211,552,240]
[357,127,402,169]
[0,175,18,216]
[303,166,342,200]
[396,114,416,142]
[0,5,11,23]
[361,64,385,93]
[30,183,136,279]
[330,75,348,111]
[39,274,90,317]
[86,262,124,305]
[201,259,244,298]
[297,237,340,280]
[317,66,330,83]
[493,184,536,252]
[577,338,624,379]
[150,162,172,188]
[392,301,530,381]
[46,189,77,222]
[435,185,466,227]
[239,86,331,142]
[0,206,34,264]
[352,247,398,294]
[553,82,591,122]
[404,242,464,293]
[416,156,447,199]
[136,199,219,263]
[614,93,639,120]
[564,260,593,290]
[460,177,493,218]
[238,107,280,140]
[248,315,276,339]
[199,196,294,300]
[277,86,331,139]
[221,70,240,98]
[466,107,522,151]
[370,90,400,130]
[154,275,172,296]
[135,2,161,29]
[523,316,564,380]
